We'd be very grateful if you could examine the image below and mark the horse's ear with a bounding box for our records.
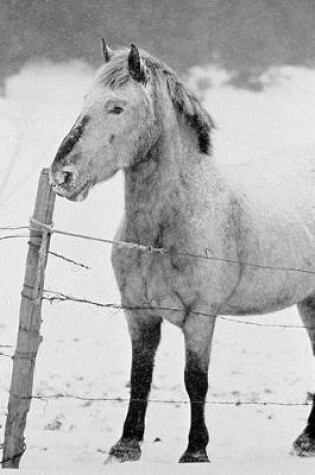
[128,44,146,83]
[101,38,113,63]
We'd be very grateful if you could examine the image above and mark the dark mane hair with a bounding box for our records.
[98,48,215,155]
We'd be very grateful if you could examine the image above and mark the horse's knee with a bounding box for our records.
[126,312,162,348]
[127,316,162,406]
[182,315,214,405]
[182,314,215,370]
[184,350,209,400]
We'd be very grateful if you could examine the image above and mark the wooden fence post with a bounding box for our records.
[2,168,56,469]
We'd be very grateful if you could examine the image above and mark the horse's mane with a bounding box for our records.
[98,49,214,155]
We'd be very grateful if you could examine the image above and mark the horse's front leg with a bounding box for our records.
[106,311,162,463]
[179,313,216,463]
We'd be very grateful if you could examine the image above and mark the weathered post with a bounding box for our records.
[2,168,55,468]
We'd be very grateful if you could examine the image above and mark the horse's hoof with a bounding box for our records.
[179,449,210,463]
[291,431,315,457]
[104,439,141,464]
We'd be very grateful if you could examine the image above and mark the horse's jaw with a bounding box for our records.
[68,186,90,202]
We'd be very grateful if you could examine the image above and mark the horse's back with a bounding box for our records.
[223,143,315,227]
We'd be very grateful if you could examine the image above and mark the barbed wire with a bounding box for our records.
[48,251,90,270]
[0,224,314,345]
[0,232,90,270]
[0,395,312,466]
[0,397,312,466]
[2,214,315,464]
[43,289,313,329]
[5,391,315,407]
[4,222,315,278]
[0,234,30,242]
[0,226,29,231]
[34,224,315,276]
[0,353,13,359]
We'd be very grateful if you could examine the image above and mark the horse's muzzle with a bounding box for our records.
[50,164,89,201]
[50,164,75,191]
[51,164,76,185]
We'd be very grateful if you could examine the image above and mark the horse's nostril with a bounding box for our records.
[52,164,77,187]
[62,165,77,182]
[64,171,73,185]
[52,168,76,187]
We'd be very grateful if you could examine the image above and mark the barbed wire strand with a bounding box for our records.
[1,224,315,330]
[0,225,314,332]
[0,352,13,359]
[5,391,314,407]
[0,234,30,242]
[43,289,313,330]
[48,251,90,270]
[0,288,303,358]
[0,396,312,465]
[0,233,89,270]
[29,219,315,277]
[0,226,29,231]
[4,222,315,278]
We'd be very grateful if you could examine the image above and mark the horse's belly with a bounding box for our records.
[219,267,315,316]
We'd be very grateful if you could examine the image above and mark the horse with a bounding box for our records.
[50,42,315,463]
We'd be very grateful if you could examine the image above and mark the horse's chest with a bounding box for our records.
[113,246,178,296]
[129,251,168,299]
[111,244,201,324]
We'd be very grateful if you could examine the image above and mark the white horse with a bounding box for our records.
[50,43,315,463]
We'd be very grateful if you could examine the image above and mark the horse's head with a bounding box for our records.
[50,44,159,201]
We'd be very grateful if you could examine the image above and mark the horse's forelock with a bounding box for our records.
[98,52,131,88]
[98,49,214,154]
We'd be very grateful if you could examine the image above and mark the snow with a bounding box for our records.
[1,60,315,473]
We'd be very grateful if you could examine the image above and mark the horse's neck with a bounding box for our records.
[123,126,214,244]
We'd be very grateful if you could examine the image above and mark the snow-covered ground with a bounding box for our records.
[1,60,315,474]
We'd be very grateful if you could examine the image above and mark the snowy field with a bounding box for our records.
[1,60,315,474]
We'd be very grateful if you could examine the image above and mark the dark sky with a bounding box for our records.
[1,0,315,89]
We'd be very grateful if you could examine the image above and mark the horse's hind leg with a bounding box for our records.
[292,297,315,456]
[179,313,216,463]
[106,311,162,463]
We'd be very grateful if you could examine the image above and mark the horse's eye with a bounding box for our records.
[109,106,123,115]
